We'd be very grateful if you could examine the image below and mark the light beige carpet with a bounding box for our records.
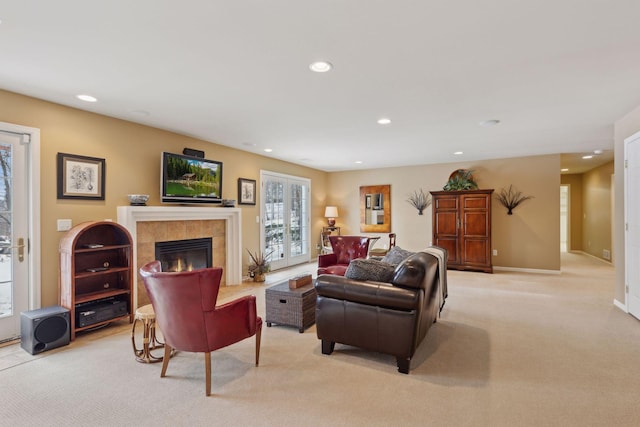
[2,252,640,426]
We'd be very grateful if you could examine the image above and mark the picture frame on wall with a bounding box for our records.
[238,178,256,205]
[57,152,105,200]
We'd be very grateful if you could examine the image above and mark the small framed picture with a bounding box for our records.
[238,178,256,205]
[57,153,105,200]
[366,194,372,209]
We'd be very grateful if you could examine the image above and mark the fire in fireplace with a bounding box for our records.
[155,237,212,272]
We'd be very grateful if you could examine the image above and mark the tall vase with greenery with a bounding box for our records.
[247,249,272,282]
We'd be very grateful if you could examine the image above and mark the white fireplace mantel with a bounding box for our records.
[117,206,243,300]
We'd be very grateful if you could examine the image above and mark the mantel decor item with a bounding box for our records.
[57,153,106,200]
[406,188,431,215]
[496,184,534,215]
[247,248,273,282]
[127,194,149,206]
[443,169,478,191]
[238,178,256,205]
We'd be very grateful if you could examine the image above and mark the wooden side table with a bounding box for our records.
[265,281,317,333]
[131,304,166,363]
[320,226,340,254]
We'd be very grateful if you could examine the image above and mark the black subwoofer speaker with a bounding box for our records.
[20,306,70,355]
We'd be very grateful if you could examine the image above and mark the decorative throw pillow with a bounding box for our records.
[382,246,415,266]
[344,258,396,283]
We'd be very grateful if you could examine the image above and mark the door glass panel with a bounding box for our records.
[0,143,12,319]
[289,181,308,257]
[264,179,285,261]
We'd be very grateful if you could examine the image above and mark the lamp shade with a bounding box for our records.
[324,206,339,218]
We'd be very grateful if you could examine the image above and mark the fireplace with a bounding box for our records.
[155,237,212,272]
[117,205,242,309]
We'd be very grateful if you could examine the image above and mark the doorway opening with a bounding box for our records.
[560,185,570,253]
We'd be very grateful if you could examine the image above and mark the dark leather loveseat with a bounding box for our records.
[315,250,443,373]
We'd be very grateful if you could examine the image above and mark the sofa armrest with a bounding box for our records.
[315,274,419,311]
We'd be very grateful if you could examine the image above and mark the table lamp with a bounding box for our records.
[324,206,338,227]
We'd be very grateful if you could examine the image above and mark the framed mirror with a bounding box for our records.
[360,184,391,232]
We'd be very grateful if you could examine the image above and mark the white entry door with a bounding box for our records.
[0,123,40,342]
[261,171,310,271]
[625,131,640,320]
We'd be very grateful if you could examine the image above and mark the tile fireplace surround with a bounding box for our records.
[117,206,242,308]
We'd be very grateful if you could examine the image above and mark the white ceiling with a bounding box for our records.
[1,1,637,172]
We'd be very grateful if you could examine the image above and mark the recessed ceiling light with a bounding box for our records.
[582,155,593,159]
[309,61,333,73]
[593,149,603,155]
[264,148,273,153]
[76,94,97,102]
[130,110,149,117]
[453,151,463,155]
[242,142,257,147]
[479,119,500,127]
[354,160,363,164]
[377,118,391,125]
[561,168,569,172]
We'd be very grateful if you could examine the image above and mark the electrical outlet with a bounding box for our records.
[492,249,498,256]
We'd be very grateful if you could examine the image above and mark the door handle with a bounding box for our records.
[8,237,25,262]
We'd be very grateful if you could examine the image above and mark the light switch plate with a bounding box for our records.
[57,219,72,231]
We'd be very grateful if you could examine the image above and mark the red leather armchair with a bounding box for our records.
[317,235,371,276]
[139,261,262,396]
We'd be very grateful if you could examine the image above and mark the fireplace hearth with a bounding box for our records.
[155,237,212,272]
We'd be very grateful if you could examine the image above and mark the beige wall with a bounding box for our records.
[5,87,623,308]
[0,89,329,307]
[582,161,614,260]
[560,174,583,251]
[328,155,561,271]
[614,105,640,303]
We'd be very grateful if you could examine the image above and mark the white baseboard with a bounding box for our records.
[570,250,613,265]
[613,298,628,313]
[493,266,561,275]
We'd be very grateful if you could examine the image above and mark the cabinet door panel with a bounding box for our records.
[462,195,488,209]
[435,211,458,235]
[463,239,490,265]
[434,237,459,264]
[463,212,489,237]
[435,196,458,210]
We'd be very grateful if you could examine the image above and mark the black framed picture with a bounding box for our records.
[57,152,105,200]
[238,178,256,205]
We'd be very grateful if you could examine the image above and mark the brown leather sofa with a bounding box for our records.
[317,235,371,276]
[315,251,442,373]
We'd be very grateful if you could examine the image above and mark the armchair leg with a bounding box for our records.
[396,357,410,374]
[321,340,335,355]
[160,345,172,377]
[205,351,212,396]
[255,323,262,366]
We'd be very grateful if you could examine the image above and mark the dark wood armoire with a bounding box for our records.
[430,189,493,273]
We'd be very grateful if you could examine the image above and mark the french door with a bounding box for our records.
[0,122,40,342]
[261,171,310,271]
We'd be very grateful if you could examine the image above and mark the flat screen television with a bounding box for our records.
[161,151,223,204]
